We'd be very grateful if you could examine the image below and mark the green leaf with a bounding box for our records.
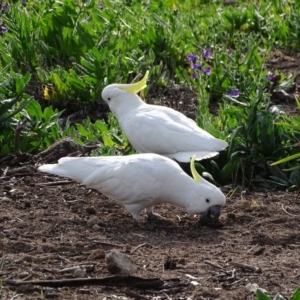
[271,153,300,166]
[76,124,90,138]
[220,152,240,181]
[26,99,43,120]
[256,288,271,300]
[0,97,33,123]
[267,162,290,183]
[290,287,300,300]
[273,294,286,300]
[43,106,55,121]
[23,73,31,86]
[102,132,114,147]
[95,120,108,133]
[15,78,25,96]
[51,73,65,93]
[0,97,18,115]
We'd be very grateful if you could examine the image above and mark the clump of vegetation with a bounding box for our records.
[256,286,300,300]
[0,0,300,191]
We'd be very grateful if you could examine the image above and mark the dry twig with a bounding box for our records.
[231,262,261,273]
[131,243,154,254]
[37,180,72,187]
[6,275,164,289]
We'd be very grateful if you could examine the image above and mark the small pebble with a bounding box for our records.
[106,250,137,275]
[86,207,97,215]
[19,271,29,279]
[24,201,31,208]
[125,244,132,253]
[76,241,85,249]
[16,284,34,293]
[73,268,87,278]
[36,246,44,253]
[87,216,100,227]
[92,224,100,231]
[87,249,106,261]
[177,258,186,265]
[227,213,236,219]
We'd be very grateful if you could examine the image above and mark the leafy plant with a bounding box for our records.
[256,286,300,300]
[268,98,300,190]
[0,0,300,194]
[0,72,33,156]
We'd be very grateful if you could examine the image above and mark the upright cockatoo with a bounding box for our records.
[38,154,226,220]
[101,72,228,162]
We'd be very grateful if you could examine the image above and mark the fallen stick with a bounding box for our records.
[281,204,298,217]
[231,262,262,273]
[59,265,95,273]
[5,275,164,289]
[204,260,224,270]
[131,243,153,254]
[37,180,72,186]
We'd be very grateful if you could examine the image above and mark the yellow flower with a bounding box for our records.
[43,86,51,100]
[43,86,57,100]
[241,23,250,32]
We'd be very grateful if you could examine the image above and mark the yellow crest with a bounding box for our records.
[190,155,201,183]
[120,71,149,94]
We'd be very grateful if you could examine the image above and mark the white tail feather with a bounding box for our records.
[38,157,105,183]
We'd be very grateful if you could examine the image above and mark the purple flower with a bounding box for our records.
[98,4,104,9]
[191,63,201,70]
[256,88,259,94]
[0,22,8,34]
[191,73,197,79]
[203,67,211,76]
[266,71,274,81]
[2,2,9,11]
[187,53,198,61]
[22,0,26,3]
[1,26,8,33]
[226,89,239,97]
[202,49,211,57]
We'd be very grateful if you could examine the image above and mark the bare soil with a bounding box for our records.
[0,170,300,300]
[1,49,300,300]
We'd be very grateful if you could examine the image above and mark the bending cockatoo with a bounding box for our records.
[38,154,226,220]
[101,72,228,162]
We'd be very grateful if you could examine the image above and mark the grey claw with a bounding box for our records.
[147,212,166,220]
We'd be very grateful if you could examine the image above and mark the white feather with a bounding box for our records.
[101,84,228,163]
[38,154,226,220]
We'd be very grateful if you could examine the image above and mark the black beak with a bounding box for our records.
[200,205,222,218]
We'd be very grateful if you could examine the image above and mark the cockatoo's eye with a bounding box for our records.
[107,97,111,101]
[206,198,210,203]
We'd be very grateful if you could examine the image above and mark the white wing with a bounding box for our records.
[38,154,185,217]
[119,105,228,162]
[38,153,226,219]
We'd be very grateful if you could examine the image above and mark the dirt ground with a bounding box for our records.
[0,170,300,300]
[1,49,300,300]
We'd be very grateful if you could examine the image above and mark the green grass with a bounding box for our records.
[0,0,300,189]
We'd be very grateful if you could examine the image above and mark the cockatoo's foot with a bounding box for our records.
[146,206,166,220]
[132,219,144,228]
[147,211,166,220]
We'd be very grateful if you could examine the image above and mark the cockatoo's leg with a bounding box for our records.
[145,206,165,220]
[124,205,142,221]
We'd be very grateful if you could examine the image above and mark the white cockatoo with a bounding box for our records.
[38,154,226,220]
[101,71,228,162]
